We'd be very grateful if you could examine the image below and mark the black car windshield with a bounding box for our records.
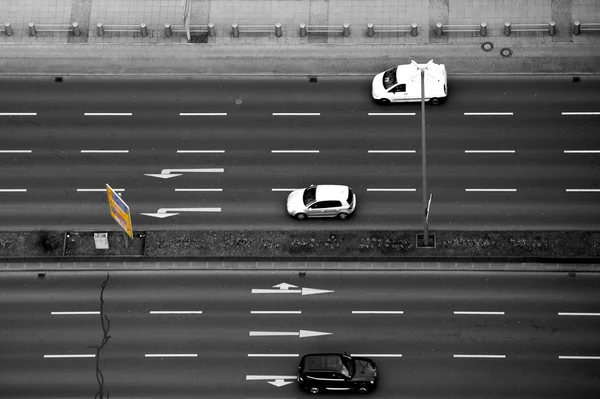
[382,67,398,90]
[303,186,316,206]
[341,356,355,378]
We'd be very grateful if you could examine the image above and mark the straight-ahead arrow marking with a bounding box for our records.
[252,282,334,296]
[249,330,331,338]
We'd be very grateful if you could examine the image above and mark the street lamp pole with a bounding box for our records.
[420,67,429,247]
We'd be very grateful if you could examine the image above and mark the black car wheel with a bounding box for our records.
[296,213,307,220]
[309,387,320,394]
[379,98,391,105]
[358,386,369,393]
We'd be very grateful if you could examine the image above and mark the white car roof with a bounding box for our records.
[396,61,446,83]
[315,185,349,201]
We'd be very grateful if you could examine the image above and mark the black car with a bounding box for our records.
[297,353,378,394]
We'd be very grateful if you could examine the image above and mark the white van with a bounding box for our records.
[371,60,447,105]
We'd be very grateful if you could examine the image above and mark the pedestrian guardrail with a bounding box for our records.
[28,22,81,36]
[435,22,487,36]
[165,23,215,37]
[367,23,417,37]
[573,21,600,35]
[96,22,149,37]
[3,22,13,36]
[504,21,556,36]
[300,23,350,37]
[232,23,282,37]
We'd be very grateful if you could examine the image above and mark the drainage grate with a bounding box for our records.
[37,273,46,279]
[568,271,576,279]
[55,77,63,83]
[572,77,581,83]
[308,76,318,83]
[299,272,307,278]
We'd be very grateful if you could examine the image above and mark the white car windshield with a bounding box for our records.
[382,67,398,90]
[303,187,316,206]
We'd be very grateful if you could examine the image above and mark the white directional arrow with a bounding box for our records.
[250,330,332,338]
[252,282,334,296]
[246,375,296,387]
[141,207,221,218]
[144,168,224,179]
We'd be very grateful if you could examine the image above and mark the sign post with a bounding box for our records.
[106,184,133,248]
[425,193,432,223]
[182,0,192,41]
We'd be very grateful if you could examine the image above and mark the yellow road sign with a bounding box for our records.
[106,184,133,239]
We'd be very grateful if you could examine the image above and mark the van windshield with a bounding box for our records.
[382,67,398,90]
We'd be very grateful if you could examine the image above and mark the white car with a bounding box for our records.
[287,185,356,220]
[372,60,447,105]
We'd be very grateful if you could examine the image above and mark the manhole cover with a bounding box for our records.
[481,42,494,52]
[500,47,513,57]
[234,97,243,105]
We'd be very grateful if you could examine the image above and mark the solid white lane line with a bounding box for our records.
[559,356,600,360]
[80,150,129,153]
[465,150,515,154]
[145,354,198,358]
[77,188,124,192]
[179,113,227,116]
[0,150,32,153]
[84,113,132,116]
[368,113,416,116]
[271,150,319,153]
[0,189,27,192]
[464,112,513,116]
[51,311,100,315]
[44,354,95,358]
[454,311,505,315]
[558,312,600,316]
[566,189,600,192]
[465,189,517,192]
[149,311,203,314]
[272,188,300,192]
[352,311,404,314]
[564,150,600,153]
[562,112,600,115]
[248,354,299,357]
[454,354,506,358]
[246,375,297,380]
[367,188,416,192]
[0,112,37,116]
[350,354,403,357]
[272,113,320,116]
[175,188,223,192]
[251,311,302,314]
[368,150,416,153]
[177,150,225,153]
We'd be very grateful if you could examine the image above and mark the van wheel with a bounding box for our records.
[309,387,320,394]
[338,212,349,220]
[429,97,440,105]
[378,98,390,105]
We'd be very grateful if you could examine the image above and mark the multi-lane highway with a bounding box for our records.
[1,270,599,398]
[0,76,599,231]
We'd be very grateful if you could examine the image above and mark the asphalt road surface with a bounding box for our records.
[0,76,599,231]
[1,270,599,398]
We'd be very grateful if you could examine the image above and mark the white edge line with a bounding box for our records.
[454,354,506,358]
[465,150,515,153]
[174,189,223,192]
[0,189,27,192]
[368,150,416,153]
[454,311,505,315]
[559,356,600,360]
[145,354,198,357]
[44,354,96,358]
[149,311,203,314]
[77,188,124,192]
[350,354,403,357]
[271,150,320,153]
[0,150,32,153]
[465,189,517,192]
[179,113,227,116]
[272,113,320,116]
[367,189,416,192]
[352,311,404,314]
[247,354,300,357]
[51,311,100,315]
[80,150,129,153]
[251,311,302,314]
[177,150,225,153]
[558,312,600,316]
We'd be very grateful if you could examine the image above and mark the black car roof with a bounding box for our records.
[302,354,344,372]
